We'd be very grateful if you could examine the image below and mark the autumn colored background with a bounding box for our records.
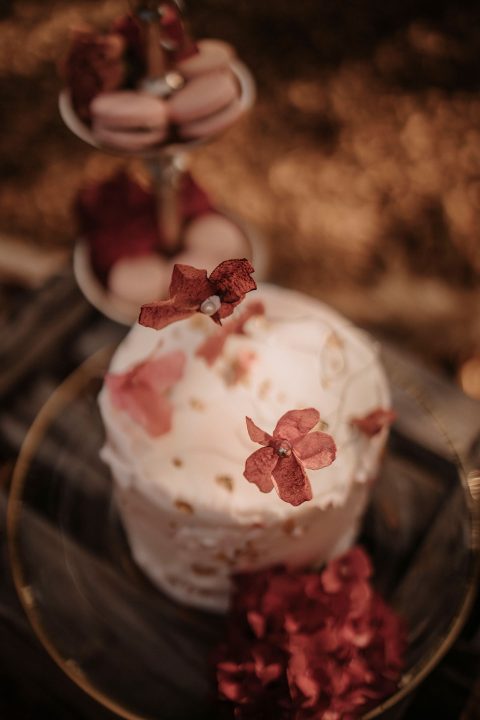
[0,0,479,385]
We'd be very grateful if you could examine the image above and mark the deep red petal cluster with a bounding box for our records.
[75,170,213,285]
[214,547,406,720]
[244,409,336,506]
[139,259,257,331]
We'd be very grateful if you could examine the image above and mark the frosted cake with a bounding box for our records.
[99,283,391,611]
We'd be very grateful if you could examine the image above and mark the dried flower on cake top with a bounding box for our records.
[139,259,256,330]
[350,408,396,437]
[106,349,185,436]
[243,409,336,506]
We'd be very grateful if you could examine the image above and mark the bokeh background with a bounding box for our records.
[1,0,480,387]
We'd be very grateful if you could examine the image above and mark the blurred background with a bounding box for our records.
[1,0,479,388]
[1,2,480,718]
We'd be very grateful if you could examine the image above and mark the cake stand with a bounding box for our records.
[7,345,479,720]
[60,2,262,324]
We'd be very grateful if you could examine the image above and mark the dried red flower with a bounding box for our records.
[105,349,185,436]
[350,408,396,437]
[65,29,126,123]
[196,300,265,365]
[75,170,213,285]
[139,259,256,330]
[214,547,406,720]
[243,409,336,506]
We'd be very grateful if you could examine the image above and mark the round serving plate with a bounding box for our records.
[7,347,479,720]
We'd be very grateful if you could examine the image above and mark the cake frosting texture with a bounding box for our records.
[99,284,390,611]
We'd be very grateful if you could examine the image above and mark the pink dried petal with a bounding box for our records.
[272,454,312,506]
[134,350,186,392]
[106,374,173,436]
[293,431,336,470]
[196,301,265,366]
[247,611,266,639]
[350,408,396,437]
[105,350,185,436]
[245,417,272,446]
[209,258,256,303]
[244,447,277,493]
[273,408,320,443]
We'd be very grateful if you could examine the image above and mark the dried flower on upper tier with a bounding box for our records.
[350,408,396,437]
[139,259,256,330]
[106,349,185,436]
[65,29,126,123]
[214,547,406,720]
[243,409,336,506]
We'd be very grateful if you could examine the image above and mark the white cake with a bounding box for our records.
[99,284,390,611]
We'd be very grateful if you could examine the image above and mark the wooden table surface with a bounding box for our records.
[0,272,479,719]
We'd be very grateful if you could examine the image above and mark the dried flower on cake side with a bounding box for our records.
[139,259,256,330]
[350,408,396,437]
[243,409,336,506]
[106,349,185,436]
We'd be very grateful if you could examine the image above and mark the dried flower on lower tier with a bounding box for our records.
[350,408,396,437]
[214,547,406,720]
[139,259,256,330]
[243,409,336,506]
[106,349,185,436]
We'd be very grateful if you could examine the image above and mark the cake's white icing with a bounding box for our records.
[99,284,390,611]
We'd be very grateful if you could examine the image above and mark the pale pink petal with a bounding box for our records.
[244,446,277,492]
[272,454,312,506]
[105,351,185,437]
[350,408,396,437]
[293,431,336,470]
[195,301,265,366]
[107,377,174,436]
[245,417,271,446]
[134,350,186,393]
[273,408,320,443]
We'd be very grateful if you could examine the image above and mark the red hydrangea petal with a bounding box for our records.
[271,454,312,506]
[293,431,337,470]
[209,258,256,303]
[245,417,272,446]
[244,447,277,492]
[273,408,320,443]
[322,546,373,593]
[139,300,195,330]
[350,408,396,437]
[169,263,214,306]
